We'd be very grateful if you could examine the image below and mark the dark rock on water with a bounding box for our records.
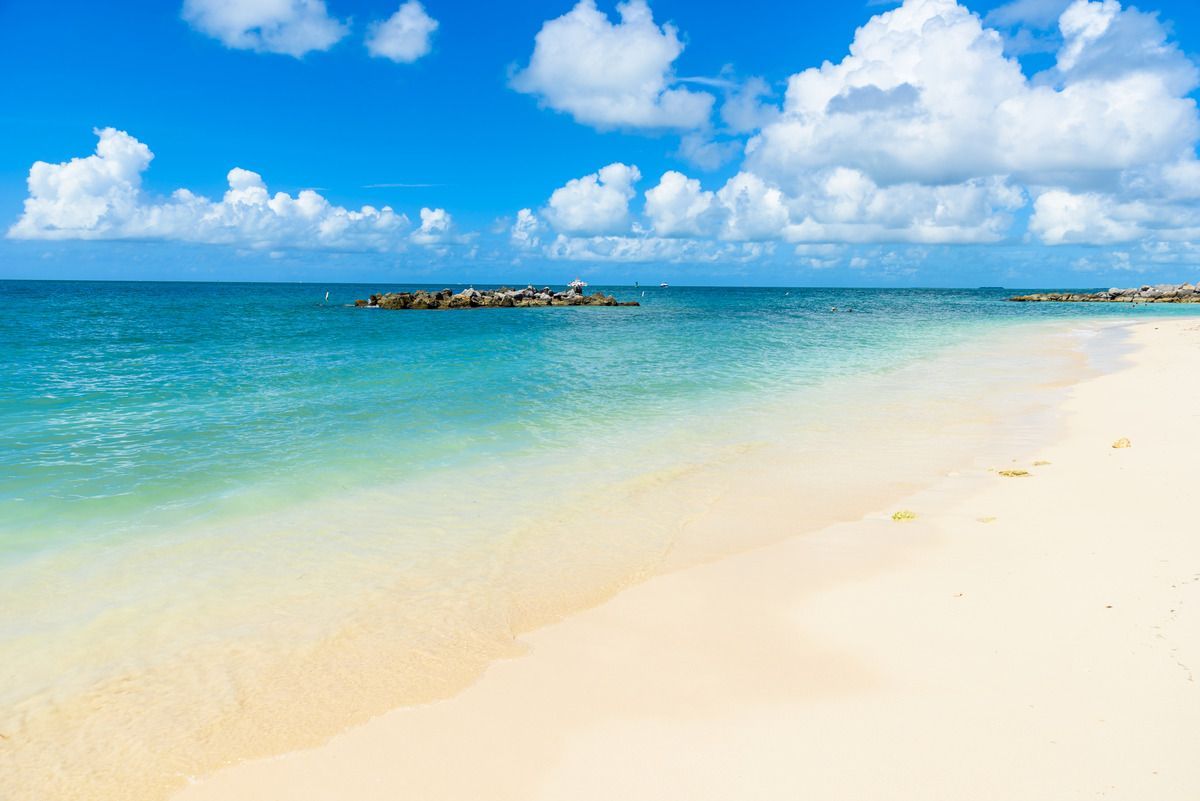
[1009,283,1200,303]
[356,284,639,310]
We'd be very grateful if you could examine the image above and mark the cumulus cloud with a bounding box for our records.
[511,0,1200,263]
[1030,190,1145,244]
[719,76,781,134]
[366,1,439,63]
[640,168,1024,245]
[543,163,642,235]
[644,171,719,237]
[746,0,1198,190]
[545,234,769,263]
[674,134,741,171]
[1030,189,1200,245]
[729,0,1198,251]
[985,0,1073,29]
[6,128,464,252]
[787,171,1026,244]
[1047,0,1196,89]
[408,207,452,244]
[510,208,543,250]
[510,0,714,130]
[182,0,347,57]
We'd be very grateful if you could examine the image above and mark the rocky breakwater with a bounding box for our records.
[355,285,639,310]
[1009,283,1200,303]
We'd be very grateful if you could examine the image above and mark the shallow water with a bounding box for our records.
[2,281,1196,799]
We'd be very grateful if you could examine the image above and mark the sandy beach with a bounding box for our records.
[10,1,1200,798]
[172,318,1200,801]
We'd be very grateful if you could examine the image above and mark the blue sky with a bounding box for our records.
[2,0,1199,286]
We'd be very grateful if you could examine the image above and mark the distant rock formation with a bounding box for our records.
[1009,283,1200,303]
[354,284,638,310]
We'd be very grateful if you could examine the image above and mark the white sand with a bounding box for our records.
[176,319,1200,801]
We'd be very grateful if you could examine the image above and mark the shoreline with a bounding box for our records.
[174,318,1200,800]
[0,315,1178,801]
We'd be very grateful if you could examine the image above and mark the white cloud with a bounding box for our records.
[181,0,347,57]
[644,171,718,237]
[1045,1,1196,90]
[6,128,463,253]
[719,76,781,134]
[516,0,1200,260]
[1029,189,1200,245]
[1056,0,1119,70]
[510,0,713,130]
[674,134,741,171]
[642,167,1024,245]
[1030,190,1146,244]
[746,0,1198,189]
[715,172,793,242]
[784,170,1025,244]
[985,0,1073,29]
[545,234,769,263]
[366,1,439,63]
[409,206,459,245]
[543,163,642,235]
[510,208,543,250]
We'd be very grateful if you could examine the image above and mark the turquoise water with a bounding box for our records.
[6,279,1200,800]
[1,280,1195,560]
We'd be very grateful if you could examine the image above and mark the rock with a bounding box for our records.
[356,284,639,310]
[376,293,413,309]
[1009,283,1200,303]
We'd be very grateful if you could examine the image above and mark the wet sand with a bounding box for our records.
[174,319,1200,801]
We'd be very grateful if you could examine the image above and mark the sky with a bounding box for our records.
[1,0,1199,287]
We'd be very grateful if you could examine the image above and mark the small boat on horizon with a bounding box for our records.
[659,282,669,288]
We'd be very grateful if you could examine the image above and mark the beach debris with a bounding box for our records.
[891,510,918,522]
[998,469,1030,478]
[977,516,997,523]
[1033,460,1051,466]
[1009,283,1200,303]
[354,284,638,310]
[1112,438,1132,449]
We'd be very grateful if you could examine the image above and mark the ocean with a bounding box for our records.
[2,280,1196,799]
